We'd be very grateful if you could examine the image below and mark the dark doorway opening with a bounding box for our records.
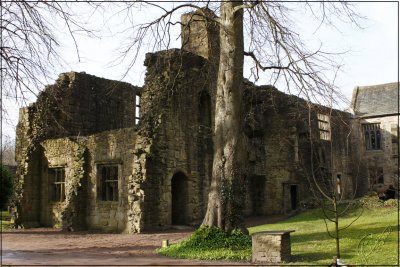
[290,185,298,210]
[249,175,266,215]
[171,172,188,225]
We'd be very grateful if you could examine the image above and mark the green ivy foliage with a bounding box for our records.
[182,226,251,250]
[158,225,252,261]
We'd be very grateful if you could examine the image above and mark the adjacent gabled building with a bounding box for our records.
[351,82,399,193]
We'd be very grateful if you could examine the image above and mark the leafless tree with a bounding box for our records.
[300,106,364,262]
[112,1,361,233]
[1,134,16,166]
[1,0,97,112]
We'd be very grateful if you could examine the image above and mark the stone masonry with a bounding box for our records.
[351,83,399,195]
[13,9,367,232]
[252,230,295,263]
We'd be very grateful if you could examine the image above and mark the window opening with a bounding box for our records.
[97,164,119,201]
[363,123,381,150]
[290,185,298,210]
[317,113,331,141]
[49,168,65,202]
[135,94,141,125]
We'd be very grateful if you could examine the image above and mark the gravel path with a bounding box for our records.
[1,215,288,266]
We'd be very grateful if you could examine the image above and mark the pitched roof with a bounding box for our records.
[351,82,399,117]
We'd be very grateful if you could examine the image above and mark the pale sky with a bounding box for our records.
[2,1,399,142]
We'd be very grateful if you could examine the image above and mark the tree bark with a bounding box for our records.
[202,1,247,233]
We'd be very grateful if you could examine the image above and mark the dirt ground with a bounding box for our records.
[1,215,288,266]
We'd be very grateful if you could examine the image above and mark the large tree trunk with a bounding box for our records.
[202,1,247,233]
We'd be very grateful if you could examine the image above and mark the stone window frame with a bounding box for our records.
[96,163,120,202]
[362,123,382,150]
[48,167,66,203]
[135,94,141,125]
[317,113,331,141]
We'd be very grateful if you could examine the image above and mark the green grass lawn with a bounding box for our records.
[250,206,398,265]
[1,210,11,231]
[159,203,399,265]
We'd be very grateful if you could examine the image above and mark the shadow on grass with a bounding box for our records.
[292,224,397,244]
[290,252,332,264]
[289,224,397,264]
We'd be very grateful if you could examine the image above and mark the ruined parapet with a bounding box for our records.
[181,8,219,64]
[28,72,140,139]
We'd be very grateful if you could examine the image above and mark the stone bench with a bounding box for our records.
[252,230,295,263]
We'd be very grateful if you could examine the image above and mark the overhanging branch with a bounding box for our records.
[244,51,291,71]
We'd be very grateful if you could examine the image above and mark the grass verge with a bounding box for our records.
[1,210,11,231]
[157,226,251,261]
[158,197,398,265]
[250,205,398,265]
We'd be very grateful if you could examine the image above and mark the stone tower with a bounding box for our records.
[181,8,220,63]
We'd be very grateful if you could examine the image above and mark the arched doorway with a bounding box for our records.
[171,172,188,225]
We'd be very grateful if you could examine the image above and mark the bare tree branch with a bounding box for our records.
[1,1,97,108]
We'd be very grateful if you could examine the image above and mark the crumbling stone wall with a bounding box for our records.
[13,73,139,230]
[30,72,139,139]
[243,84,308,215]
[40,138,87,230]
[126,49,217,231]
[85,128,137,232]
[14,8,368,232]
[13,107,42,227]
[242,84,361,215]
[181,8,219,65]
[21,128,136,231]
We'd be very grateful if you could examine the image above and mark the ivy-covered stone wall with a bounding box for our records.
[40,138,87,230]
[127,49,217,232]
[13,73,139,230]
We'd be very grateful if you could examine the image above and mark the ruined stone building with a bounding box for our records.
[14,11,366,233]
[351,83,399,194]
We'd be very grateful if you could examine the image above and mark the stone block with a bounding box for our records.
[252,230,295,263]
